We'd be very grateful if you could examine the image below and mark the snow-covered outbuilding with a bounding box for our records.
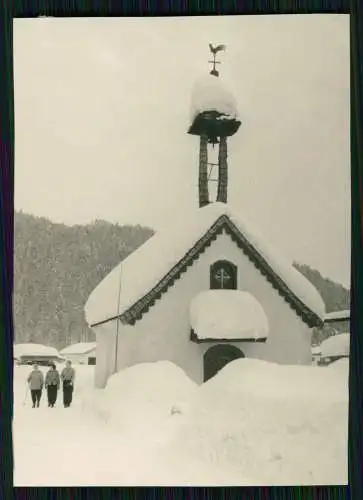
[324,310,350,323]
[14,343,62,366]
[319,333,350,366]
[85,202,325,388]
[324,309,350,332]
[60,342,97,365]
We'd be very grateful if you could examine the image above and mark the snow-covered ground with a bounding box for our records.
[166,359,348,486]
[13,364,172,486]
[13,358,348,486]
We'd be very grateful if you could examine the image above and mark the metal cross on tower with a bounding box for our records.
[208,43,226,77]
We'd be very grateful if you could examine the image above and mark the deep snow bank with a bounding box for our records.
[79,359,348,485]
[165,359,348,485]
[82,361,197,441]
[205,358,348,403]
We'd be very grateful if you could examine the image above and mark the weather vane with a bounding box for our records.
[208,43,226,77]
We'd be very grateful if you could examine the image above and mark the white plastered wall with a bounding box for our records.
[94,324,117,388]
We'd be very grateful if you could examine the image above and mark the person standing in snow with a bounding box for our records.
[27,364,44,408]
[61,360,76,408]
[45,363,60,407]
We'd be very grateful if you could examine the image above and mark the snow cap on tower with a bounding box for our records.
[188,74,240,136]
[188,43,241,138]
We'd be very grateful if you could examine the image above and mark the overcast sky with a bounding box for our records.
[13,15,350,288]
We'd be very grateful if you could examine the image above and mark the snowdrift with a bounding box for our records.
[203,358,348,403]
[164,358,348,485]
[82,361,197,442]
[80,358,348,485]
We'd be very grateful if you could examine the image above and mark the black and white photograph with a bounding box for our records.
[13,14,350,486]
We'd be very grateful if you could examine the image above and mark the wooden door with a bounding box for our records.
[203,344,244,382]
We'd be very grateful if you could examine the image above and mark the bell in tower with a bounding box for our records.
[187,44,241,207]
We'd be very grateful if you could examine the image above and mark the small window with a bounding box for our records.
[210,260,237,290]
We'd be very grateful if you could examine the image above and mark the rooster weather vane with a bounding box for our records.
[208,43,226,77]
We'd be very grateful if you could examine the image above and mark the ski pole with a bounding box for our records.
[22,384,29,406]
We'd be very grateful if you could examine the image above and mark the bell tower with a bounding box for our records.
[188,44,241,207]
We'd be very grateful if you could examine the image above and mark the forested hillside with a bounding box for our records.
[13,212,350,349]
[14,212,153,348]
[293,263,350,344]
[293,263,350,314]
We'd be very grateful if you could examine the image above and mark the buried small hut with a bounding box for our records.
[14,343,63,366]
[60,342,97,365]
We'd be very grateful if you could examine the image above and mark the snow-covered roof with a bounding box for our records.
[190,74,239,122]
[189,290,268,341]
[324,310,350,323]
[328,357,349,371]
[60,342,96,355]
[14,343,60,358]
[85,202,325,328]
[320,333,350,359]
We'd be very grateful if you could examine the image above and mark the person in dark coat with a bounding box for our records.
[27,364,44,408]
[45,363,60,407]
[61,360,76,408]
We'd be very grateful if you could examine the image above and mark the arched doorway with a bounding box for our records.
[203,344,244,382]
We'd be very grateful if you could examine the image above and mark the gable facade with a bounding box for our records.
[92,215,323,330]
[94,229,313,388]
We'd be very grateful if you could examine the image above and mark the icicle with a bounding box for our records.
[217,136,228,203]
[199,134,210,207]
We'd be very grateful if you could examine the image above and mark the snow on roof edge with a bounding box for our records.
[60,342,96,355]
[320,333,350,358]
[324,310,350,322]
[85,202,326,327]
[190,290,269,341]
[14,343,60,357]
